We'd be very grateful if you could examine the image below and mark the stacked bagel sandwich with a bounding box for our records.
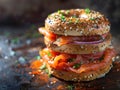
[39,9,116,81]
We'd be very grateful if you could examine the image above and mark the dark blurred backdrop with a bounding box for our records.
[0,0,120,34]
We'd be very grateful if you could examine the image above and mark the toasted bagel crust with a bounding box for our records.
[45,9,110,36]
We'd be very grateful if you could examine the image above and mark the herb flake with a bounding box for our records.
[67,85,74,90]
[40,63,46,70]
[85,8,90,14]
[73,63,81,69]
[45,68,52,77]
[90,17,95,20]
[60,15,66,22]
[47,51,51,57]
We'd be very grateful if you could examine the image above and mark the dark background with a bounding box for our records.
[0,0,120,31]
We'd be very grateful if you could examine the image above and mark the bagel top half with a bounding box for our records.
[45,9,110,36]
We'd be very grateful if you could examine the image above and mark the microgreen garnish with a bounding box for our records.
[35,56,41,60]
[60,15,66,22]
[90,17,95,20]
[73,63,81,69]
[67,85,74,90]
[47,51,51,57]
[85,8,90,14]
[45,68,49,73]
[40,63,46,70]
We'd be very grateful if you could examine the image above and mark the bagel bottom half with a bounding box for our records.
[39,47,116,81]
[42,54,114,82]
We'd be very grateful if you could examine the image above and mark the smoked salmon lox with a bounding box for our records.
[38,9,116,81]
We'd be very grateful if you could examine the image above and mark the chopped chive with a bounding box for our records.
[40,63,46,70]
[73,63,81,69]
[48,73,52,77]
[90,17,95,20]
[67,85,74,90]
[47,51,51,57]
[45,68,49,73]
[85,8,90,14]
[45,68,52,77]
[60,15,66,22]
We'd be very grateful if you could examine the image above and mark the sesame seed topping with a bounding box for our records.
[84,75,87,78]
[80,31,83,34]
[81,46,84,49]
[64,27,67,29]
[116,56,119,59]
[65,33,67,36]
[58,23,60,26]
[57,28,60,31]
[90,74,93,77]
[76,28,79,31]
[112,57,115,62]
[70,27,72,30]
[107,25,110,29]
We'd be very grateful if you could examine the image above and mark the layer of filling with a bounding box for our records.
[40,48,116,73]
[39,28,109,46]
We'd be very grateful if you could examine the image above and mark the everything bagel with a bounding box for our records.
[38,8,116,81]
[45,9,110,36]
